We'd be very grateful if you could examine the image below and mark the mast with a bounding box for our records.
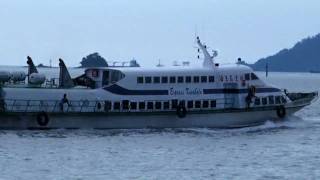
[196,37,216,68]
[266,62,269,77]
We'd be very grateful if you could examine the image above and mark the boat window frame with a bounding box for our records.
[275,96,281,104]
[210,100,216,108]
[130,102,137,110]
[195,100,201,108]
[245,73,250,81]
[122,100,130,110]
[254,98,261,106]
[104,101,112,111]
[113,101,121,110]
[186,76,192,83]
[102,71,110,86]
[193,76,200,83]
[147,101,154,110]
[137,76,144,84]
[170,76,176,84]
[202,100,209,108]
[268,96,275,105]
[177,76,184,83]
[161,76,168,84]
[201,76,208,83]
[145,76,152,84]
[179,100,185,107]
[187,101,194,109]
[153,76,160,84]
[139,102,146,110]
[209,76,215,83]
[262,97,268,105]
[251,73,259,80]
[163,101,170,110]
[171,99,178,109]
[155,101,162,110]
[281,96,287,104]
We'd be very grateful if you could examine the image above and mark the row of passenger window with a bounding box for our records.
[254,96,286,106]
[137,73,259,84]
[137,76,215,84]
[104,100,217,111]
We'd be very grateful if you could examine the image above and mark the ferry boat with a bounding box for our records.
[0,37,318,129]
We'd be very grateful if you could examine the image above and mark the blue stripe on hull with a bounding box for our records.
[103,84,281,95]
[203,88,281,94]
[103,85,168,95]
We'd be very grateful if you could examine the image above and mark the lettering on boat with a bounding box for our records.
[169,88,203,96]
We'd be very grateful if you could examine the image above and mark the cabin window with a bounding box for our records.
[145,77,152,84]
[240,75,244,81]
[170,76,176,83]
[235,75,238,81]
[245,73,250,80]
[161,76,168,84]
[210,100,216,108]
[130,102,137,110]
[193,76,200,83]
[268,96,275,105]
[114,102,121,110]
[178,76,184,83]
[122,100,129,110]
[209,76,215,82]
[163,101,170,109]
[171,100,178,109]
[179,100,185,107]
[110,70,125,84]
[187,101,194,109]
[195,101,201,108]
[92,70,99,78]
[104,101,112,111]
[153,77,160,84]
[139,102,145,110]
[281,96,287,104]
[229,75,233,82]
[201,76,207,83]
[251,73,259,80]
[254,98,261,106]
[103,71,110,86]
[147,102,154,110]
[155,102,162,110]
[262,98,267,105]
[225,76,228,82]
[202,100,209,108]
[137,77,144,84]
[275,96,281,104]
[186,76,192,83]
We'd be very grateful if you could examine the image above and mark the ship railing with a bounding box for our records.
[3,98,236,113]
[4,99,102,113]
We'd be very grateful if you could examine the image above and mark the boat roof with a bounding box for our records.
[85,64,253,74]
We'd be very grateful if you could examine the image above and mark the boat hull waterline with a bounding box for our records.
[0,105,307,130]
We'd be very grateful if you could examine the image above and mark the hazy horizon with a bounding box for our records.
[1,0,319,67]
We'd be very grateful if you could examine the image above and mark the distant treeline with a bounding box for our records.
[80,53,108,68]
[250,34,320,72]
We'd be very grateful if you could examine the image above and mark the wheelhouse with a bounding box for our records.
[83,68,125,88]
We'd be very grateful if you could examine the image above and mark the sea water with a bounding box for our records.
[0,67,319,180]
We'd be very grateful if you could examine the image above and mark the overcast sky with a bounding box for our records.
[0,0,319,67]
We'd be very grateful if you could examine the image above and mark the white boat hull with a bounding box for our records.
[0,106,304,129]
